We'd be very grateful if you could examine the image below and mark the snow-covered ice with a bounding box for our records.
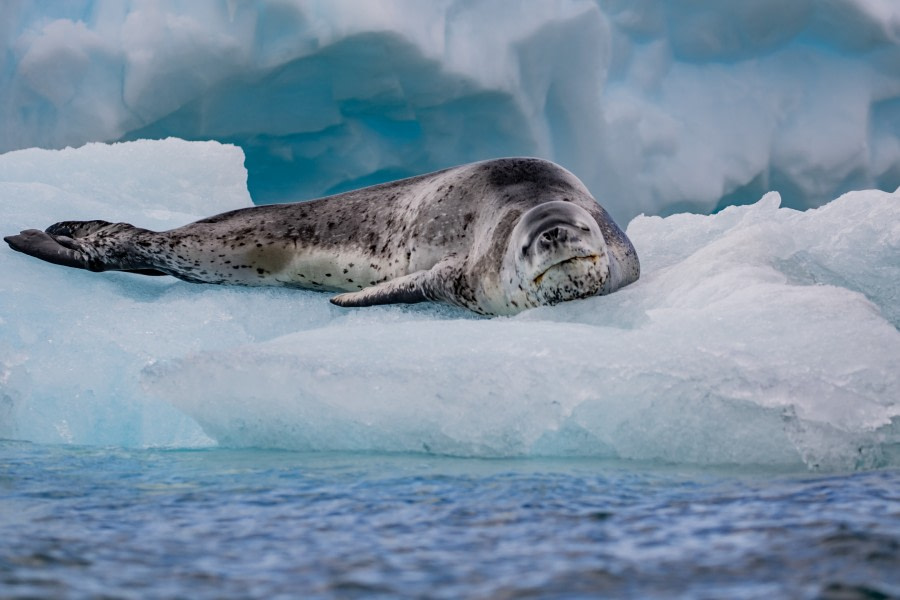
[2,1,900,221]
[1,139,897,471]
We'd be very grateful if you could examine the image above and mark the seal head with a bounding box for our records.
[497,201,610,313]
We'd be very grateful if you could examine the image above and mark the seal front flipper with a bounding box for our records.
[330,270,433,307]
[330,257,463,309]
[4,229,95,270]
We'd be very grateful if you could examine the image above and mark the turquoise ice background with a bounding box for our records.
[3,0,900,217]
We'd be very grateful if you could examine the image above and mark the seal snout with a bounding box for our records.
[531,220,602,262]
[539,226,569,247]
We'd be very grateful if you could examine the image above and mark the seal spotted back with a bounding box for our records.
[4,158,640,315]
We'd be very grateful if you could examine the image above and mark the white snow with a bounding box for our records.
[2,1,900,220]
[1,139,898,471]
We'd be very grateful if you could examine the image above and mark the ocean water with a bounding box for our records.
[2,441,898,599]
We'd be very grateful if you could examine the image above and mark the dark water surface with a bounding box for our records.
[1,441,898,599]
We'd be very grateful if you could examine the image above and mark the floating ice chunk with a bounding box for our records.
[1,140,897,470]
[145,238,899,469]
[146,188,900,470]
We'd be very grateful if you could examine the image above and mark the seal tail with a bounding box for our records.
[4,221,167,276]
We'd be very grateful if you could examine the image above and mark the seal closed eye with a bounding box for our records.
[4,158,640,316]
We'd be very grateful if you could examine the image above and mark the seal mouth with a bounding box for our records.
[533,254,600,286]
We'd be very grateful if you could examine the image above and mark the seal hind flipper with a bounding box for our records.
[4,229,94,270]
[45,220,114,239]
[6,224,165,276]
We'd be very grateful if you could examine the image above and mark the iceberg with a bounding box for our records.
[3,1,900,221]
[1,139,898,470]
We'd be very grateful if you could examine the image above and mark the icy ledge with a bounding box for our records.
[1,140,898,470]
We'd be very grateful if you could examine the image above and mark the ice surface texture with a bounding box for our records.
[3,1,900,220]
[1,140,897,470]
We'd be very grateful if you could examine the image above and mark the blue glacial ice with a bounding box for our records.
[1,139,897,470]
[2,0,900,220]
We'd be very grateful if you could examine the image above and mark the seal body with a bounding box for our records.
[4,158,640,315]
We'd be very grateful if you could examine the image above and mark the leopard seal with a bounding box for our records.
[4,158,639,315]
